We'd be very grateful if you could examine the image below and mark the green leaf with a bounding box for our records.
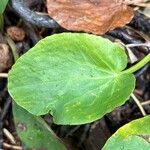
[0,0,9,14]
[0,0,9,30]
[102,116,150,150]
[13,103,67,150]
[103,135,150,150]
[8,33,135,125]
[0,14,4,29]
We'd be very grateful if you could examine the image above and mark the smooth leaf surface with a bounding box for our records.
[0,0,9,14]
[103,135,150,150]
[13,103,66,150]
[0,0,8,29]
[8,33,135,125]
[103,116,150,150]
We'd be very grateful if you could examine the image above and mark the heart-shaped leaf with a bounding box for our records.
[8,33,135,125]
[13,103,67,150]
[102,116,150,150]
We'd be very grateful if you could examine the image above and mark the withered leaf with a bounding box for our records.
[47,0,134,35]
[0,43,12,72]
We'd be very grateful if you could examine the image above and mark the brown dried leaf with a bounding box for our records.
[47,0,134,35]
[0,43,12,72]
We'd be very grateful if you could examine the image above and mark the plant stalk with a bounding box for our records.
[122,53,150,74]
[6,36,19,61]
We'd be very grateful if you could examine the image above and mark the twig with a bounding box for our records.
[115,40,138,63]
[1,97,12,120]
[129,11,150,35]
[0,118,3,149]
[3,142,22,150]
[65,126,81,137]
[24,22,42,45]
[135,63,149,77]
[133,3,150,7]
[124,0,147,5]
[131,93,146,116]
[125,43,150,73]
[78,124,91,147]
[107,28,149,54]
[125,0,150,7]
[10,0,59,28]
[108,28,150,76]
[141,100,150,106]
[126,43,150,48]
[125,45,138,63]
[3,128,16,144]
[0,73,8,78]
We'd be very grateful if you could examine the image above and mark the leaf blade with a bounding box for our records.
[8,33,135,125]
[0,0,9,14]
[102,116,150,150]
[13,103,67,150]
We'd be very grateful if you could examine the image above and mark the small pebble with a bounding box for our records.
[7,26,25,42]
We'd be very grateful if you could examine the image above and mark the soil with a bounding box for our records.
[0,0,150,150]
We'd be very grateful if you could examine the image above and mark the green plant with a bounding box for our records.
[13,103,66,149]
[103,116,150,150]
[8,33,150,149]
[0,0,9,29]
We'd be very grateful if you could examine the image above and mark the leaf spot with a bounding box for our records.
[17,123,27,131]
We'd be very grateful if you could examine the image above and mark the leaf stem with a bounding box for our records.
[6,36,19,61]
[131,93,146,116]
[122,53,150,74]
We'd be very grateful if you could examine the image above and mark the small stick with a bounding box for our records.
[3,142,22,150]
[3,128,16,144]
[124,0,150,7]
[126,43,150,48]
[133,3,150,7]
[131,93,146,116]
[1,97,12,120]
[135,63,149,77]
[141,100,150,106]
[108,28,150,54]
[129,11,150,35]
[114,40,138,63]
[125,42,150,76]
[65,126,81,137]
[0,119,3,149]
[125,46,138,63]
[0,73,8,78]
[78,124,91,147]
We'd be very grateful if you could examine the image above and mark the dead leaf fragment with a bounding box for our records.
[0,43,12,72]
[47,0,134,35]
